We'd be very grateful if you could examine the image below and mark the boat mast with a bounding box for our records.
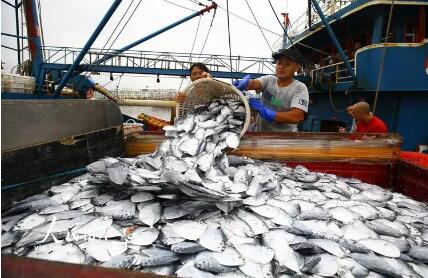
[23,0,43,85]
[281,12,290,48]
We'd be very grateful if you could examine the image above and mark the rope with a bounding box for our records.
[77,0,135,86]
[266,0,311,66]
[116,73,123,90]
[216,5,281,37]
[225,0,233,81]
[199,6,216,56]
[244,0,273,52]
[76,0,141,92]
[84,0,138,79]
[297,41,330,55]
[106,0,143,53]
[161,0,197,12]
[187,0,205,6]
[372,0,395,114]
[328,78,348,112]
[189,15,202,63]
[177,77,186,95]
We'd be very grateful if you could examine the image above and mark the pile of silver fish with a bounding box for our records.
[2,99,428,278]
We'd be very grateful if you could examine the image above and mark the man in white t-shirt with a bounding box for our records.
[233,48,309,132]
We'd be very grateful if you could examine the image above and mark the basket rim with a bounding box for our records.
[178,78,250,138]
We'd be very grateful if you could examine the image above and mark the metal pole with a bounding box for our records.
[310,0,356,80]
[24,0,44,89]
[53,0,122,98]
[94,3,217,66]
[308,0,312,30]
[1,32,27,39]
[281,12,289,47]
[15,0,21,65]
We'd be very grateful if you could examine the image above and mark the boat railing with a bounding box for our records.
[41,46,275,75]
[309,59,355,86]
[287,0,357,39]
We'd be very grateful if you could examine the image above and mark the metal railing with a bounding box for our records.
[275,0,357,48]
[310,59,355,85]
[41,46,276,76]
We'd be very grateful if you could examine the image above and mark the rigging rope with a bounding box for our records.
[297,41,330,55]
[328,78,349,113]
[199,7,216,56]
[225,0,234,81]
[372,0,395,114]
[161,0,197,12]
[244,0,273,52]
[106,0,143,52]
[81,0,136,82]
[77,0,142,92]
[86,0,141,79]
[189,15,202,63]
[216,5,281,37]
[187,0,205,6]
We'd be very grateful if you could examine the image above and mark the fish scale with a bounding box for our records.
[2,99,428,277]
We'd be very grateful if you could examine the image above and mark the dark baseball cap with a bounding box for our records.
[272,48,303,64]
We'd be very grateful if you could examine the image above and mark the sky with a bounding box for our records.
[1,0,307,90]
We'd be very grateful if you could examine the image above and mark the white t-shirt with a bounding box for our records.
[257,75,309,132]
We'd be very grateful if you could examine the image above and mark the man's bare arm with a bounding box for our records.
[246,79,263,92]
[275,108,305,124]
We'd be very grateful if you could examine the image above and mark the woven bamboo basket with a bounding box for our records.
[177,78,251,137]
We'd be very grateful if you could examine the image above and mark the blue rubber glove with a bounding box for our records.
[249,98,276,122]
[232,74,251,91]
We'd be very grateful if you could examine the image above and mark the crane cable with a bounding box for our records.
[217,5,281,37]
[72,0,136,91]
[225,0,233,81]
[161,0,197,12]
[244,0,273,52]
[85,0,142,80]
[105,0,143,55]
[182,13,202,89]
[77,0,136,84]
[199,5,216,56]
[372,0,395,114]
[189,15,202,63]
[76,0,142,91]
[187,0,206,7]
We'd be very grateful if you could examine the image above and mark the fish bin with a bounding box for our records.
[2,98,428,278]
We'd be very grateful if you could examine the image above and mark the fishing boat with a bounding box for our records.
[283,0,428,151]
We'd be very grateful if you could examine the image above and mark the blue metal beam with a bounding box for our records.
[1,0,15,8]
[1,32,27,39]
[310,0,356,80]
[53,0,122,98]
[42,63,268,80]
[2,44,18,51]
[93,2,217,66]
